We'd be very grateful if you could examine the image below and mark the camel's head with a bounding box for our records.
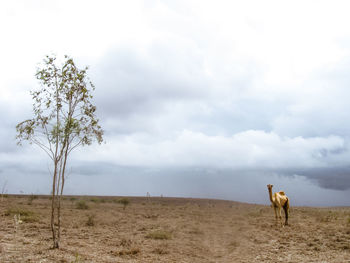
[267,184,273,190]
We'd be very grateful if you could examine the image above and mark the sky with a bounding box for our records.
[1,0,350,206]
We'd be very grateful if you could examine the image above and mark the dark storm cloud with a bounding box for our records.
[290,167,350,191]
[0,160,48,176]
[70,161,145,177]
[60,163,350,206]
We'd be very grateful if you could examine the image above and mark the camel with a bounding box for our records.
[267,184,289,226]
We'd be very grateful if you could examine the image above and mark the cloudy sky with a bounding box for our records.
[1,0,350,206]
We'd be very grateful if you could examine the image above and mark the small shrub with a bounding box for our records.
[90,197,99,203]
[144,213,158,219]
[119,238,132,247]
[188,228,203,235]
[71,253,81,263]
[22,214,40,223]
[27,194,38,205]
[5,207,39,222]
[90,197,106,204]
[153,247,169,255]
[115,248,140,256]
[86,215,95,226]
[76,200,89,210]
[5,207,33,217]
[117,198,130,210]
[146,230,171,240]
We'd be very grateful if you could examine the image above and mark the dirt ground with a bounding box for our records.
[0,195,349,263]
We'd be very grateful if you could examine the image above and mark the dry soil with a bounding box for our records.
[0,195,349,262]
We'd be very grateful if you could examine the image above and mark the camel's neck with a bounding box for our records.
[268,188,274,203]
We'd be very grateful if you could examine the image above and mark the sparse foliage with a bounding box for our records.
[28,194,38,205]
[16,55,103,249]
[86,214,95,226]
[71,253,81,263]
[5,207,39,223]
[145,230,172,240]
[118,198,130,210]
[76,200,89,210]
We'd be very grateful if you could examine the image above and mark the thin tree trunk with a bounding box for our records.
[57,145,68,246]
[56,158,64,248]
[51,160,59,248]
[51,73,60,249]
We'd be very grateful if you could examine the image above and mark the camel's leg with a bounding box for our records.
[278,207,283,226]
[273,207,278,225]
[283,206,289,226]
[283,199,289,226]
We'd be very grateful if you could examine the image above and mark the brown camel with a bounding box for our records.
[267,184,290,226]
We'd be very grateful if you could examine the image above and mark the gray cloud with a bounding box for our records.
[0,102,27,154]
[89,43,263,137]
[92,45,210,119]
[290,167,350,191]
[272,61,350,138]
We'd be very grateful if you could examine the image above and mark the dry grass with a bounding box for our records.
[86,214,95,227]
[76,200,89,210]
[4,206,40,223]
[0,195,349,262]
[145,230,172,240]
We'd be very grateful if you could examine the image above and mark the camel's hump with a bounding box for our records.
[279,191,286,195]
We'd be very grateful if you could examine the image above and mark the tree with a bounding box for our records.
[16,55,103,248]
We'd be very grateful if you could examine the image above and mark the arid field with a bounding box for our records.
[0,195,349,262]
